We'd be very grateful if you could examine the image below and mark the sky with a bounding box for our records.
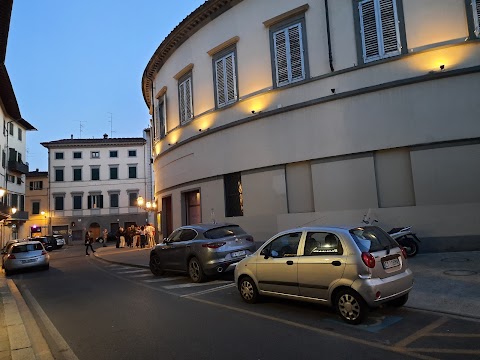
[6,0,206,172]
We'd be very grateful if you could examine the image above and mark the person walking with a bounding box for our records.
[146,223,155,248]
[139,226,147,248]
[85,230,95,256]
[102,228,108,247]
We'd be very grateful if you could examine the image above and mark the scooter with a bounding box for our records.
[387,226,420,257]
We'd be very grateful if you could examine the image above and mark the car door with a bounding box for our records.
[158,229,182,269]
[164,229,197,271]
[297,232,347,301]
[255,232,302,296]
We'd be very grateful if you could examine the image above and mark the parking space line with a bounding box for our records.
[143,276,184,283]
[129,274,153,278]
[412,348,480,356]
[163,280,230,290]
[116,269,149,274]
[394,317,448,348]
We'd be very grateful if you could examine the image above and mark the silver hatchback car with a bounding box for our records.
[2,241,50,276]
[150,223,256,282]
[235,225,413,324]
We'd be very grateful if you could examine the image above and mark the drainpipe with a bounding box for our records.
[325,0,334,72]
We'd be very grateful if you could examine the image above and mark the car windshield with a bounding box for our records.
[204,225,246,239]
[12,244,43,253]
[349,226,397,252]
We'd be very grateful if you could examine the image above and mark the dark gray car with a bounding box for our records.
[149,223,256,282]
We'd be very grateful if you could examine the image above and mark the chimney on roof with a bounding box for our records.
[103,133,108,139]
[36,168,39,172]
[71,134,73,139]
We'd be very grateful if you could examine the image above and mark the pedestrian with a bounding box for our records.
[118,227,126,248]
[140,226,147,248]
[85,230,95,256]
[146,223,155,248]
[102,228,108,247]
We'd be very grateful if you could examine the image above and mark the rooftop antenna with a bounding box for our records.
[77,121,86,138]
[107,112,115,138]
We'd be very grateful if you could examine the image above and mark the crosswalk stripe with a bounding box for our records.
[181,283,235,297]
[116,269,149,274]
[129,273,153,278]
[107,265,130,270]
[143,276,184,283]
[163,280,230,290]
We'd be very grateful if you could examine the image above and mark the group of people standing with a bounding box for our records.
[115,224,156,249]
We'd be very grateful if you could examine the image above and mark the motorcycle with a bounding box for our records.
[387,226,421,257]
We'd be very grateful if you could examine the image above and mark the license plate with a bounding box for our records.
[231,250,246,258]
[21,259,36,264]
[383,257,400,269]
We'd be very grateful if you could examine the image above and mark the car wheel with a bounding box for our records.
[188,257,205,283]
[239,276,259,304]
[4,268,11,276]
[402,238,418,257]
[149,254,165,276]
[389,293,409,307]
[335,289,368,325]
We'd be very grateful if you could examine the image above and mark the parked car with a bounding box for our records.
[234,225,414,325]
[52,234,66,248]
[2,240,50,276]
[1,240,19,268]
[28,236,55,251]
[149,223,256,283]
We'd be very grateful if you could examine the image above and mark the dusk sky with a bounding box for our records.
[6,0,205,171]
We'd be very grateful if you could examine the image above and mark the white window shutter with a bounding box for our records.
[185,78,192,120]
[225,53,237,104]
[288,24,305,83]
[360,0,380,62]
[215,58,226,107]
[274,29,289,86]
[473,0,480,37]
[379,0,401,57]
[179,81,186,124]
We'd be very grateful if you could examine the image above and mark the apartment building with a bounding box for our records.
[142,0,480,251]
[24,169,48,238]
[41,134,151,241]
[0,0,36,246]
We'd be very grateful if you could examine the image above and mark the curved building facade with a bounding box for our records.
[143,0,480,251]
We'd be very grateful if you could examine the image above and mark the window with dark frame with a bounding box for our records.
[110,193,119,208]
[55,152,64,160]
[87,194,103,209]
[30,181,43,190]
[73,168,82,181]
[128,150,136,157]
[55,169,64,182]
[73,152,82,159]
[110,150,118,158]
[213,47,238,108]
[224,172,243,217]
[18,128,22,141]
[128,166,137,179]
[156,95,167,140]
[178,73,193,125]
[185,190,201,225]
[91,168,100,181]
[91,151,100,159]
[128,192,138,207]
[32,201,40,215]
[110,167,118,180]
[73,195,82,210]
[54,196,64,211]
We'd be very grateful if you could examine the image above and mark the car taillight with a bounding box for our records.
[246,236,254,242]
[361,252,375,268]
[400,247,407,259]
[7,254,16,259]
[202,242,226,249]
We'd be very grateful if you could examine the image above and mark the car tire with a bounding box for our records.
[149,254,165,276]
[239,276,259,304]
[188,257,205,283]
[335,289,368,325]
[389,293,409,307]
[4,268,11,276]
[402,237,418,257]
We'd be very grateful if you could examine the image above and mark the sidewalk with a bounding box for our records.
[94,246,480,320]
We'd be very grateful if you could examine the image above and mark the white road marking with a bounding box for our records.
[181,283,235,297]
[163,280,230,290]
[143,276,184,283]
[116,269,149,274]
[129,273,153,278]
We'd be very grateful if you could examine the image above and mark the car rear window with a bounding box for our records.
[12,244,43,253]
[349,226,397,252]
[204,225,246,239]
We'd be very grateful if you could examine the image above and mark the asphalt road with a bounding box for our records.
[9,245,480,360]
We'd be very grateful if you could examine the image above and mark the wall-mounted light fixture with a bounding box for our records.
[331,88,336,94]
[439,64,445,71]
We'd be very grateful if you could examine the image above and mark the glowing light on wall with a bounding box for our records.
[407,46,469,73]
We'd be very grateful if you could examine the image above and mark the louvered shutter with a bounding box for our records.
[274,29,289,86]
[215,52,237,108]
[158,97,166,139]
[360,0,400,63]
[179,81,186,124]
[179,77,192,124]
[274,23,305,87]
[473,0,480,37]
[288,24,305,82]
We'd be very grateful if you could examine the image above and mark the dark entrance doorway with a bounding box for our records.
[162,196,172,237]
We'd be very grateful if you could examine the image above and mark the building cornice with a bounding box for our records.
[141,0,243,110]
[41,138,146,149]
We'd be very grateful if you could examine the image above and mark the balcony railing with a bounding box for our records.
[8,160,29,174]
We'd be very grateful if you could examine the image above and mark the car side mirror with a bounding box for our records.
[163,238,169,244]
[261,248,270,259]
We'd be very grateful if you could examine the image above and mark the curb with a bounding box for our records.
[93,252,149,269]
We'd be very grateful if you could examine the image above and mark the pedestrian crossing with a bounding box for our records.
[104,264,234,296]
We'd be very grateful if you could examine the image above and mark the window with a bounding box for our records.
[357,0,405,63]
[7,174,15,183]
[73,195,82,210]
[87,194,103,209]
[18,128,22,141]
[224,172,243,217]
[20,195,24,211]
[54,196,64,211]
[261,232,301,258]
[55,169,64,182]
[110,166,118,180]
[73,168,82,181]
[184,190,201,225]
[128,192,138,207]
[271,18,307,87]
[91,167,100,181]
[128,165,137,179]
[213,48,238,108]
[8,122,13,136]
[32,201,40,215]
[55,152,64,160]
[17,152,22,163]
[1,150,5,168]
[73,152,82,159]
[30,181,43,190]
[178,73,193,124]
[16,177,21,185]
[128,150,137,157]
[155,95,167,140]
[10,194,18,208]
[303,232,343,256]
[470,0,480,38]
[110,193,119,208]
[110,150,118,158]
[91,151,100,159]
